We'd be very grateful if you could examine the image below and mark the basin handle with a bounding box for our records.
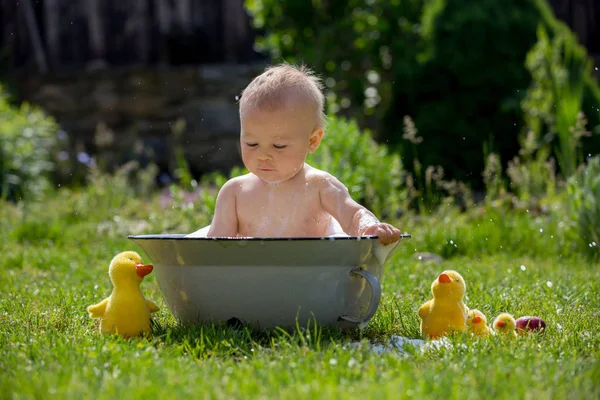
[339,269,382,326]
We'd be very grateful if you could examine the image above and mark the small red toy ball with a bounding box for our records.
[515,316,546,333]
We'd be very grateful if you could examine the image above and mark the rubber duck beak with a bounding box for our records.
[473,316,482,324]
[136,264,154,278]
[497,320,506,328]
[438,273,451,284]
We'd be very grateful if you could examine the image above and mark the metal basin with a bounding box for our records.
[128,234,410,331]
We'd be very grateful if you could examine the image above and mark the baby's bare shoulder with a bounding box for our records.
[304,165,345,190]
[218,174,249,196]
[304,165,335,183]
[228,174,252,185]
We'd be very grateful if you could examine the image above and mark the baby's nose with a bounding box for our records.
[257,151,272,161]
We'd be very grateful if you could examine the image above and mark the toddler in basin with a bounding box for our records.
[188,63,402,245]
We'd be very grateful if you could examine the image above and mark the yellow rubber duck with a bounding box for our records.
[467,309,493,337]
[87,251,159,338]
[418,270,469,339]
[492,312,518,337]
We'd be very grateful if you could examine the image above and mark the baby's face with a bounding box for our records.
[240,102,321,184]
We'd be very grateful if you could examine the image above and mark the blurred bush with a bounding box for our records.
[522,24,599,179]
[245,0,600,188]
[246,0,422,135]
[567,156,600,259]
[0,85,57,201]
[403,0,556,185]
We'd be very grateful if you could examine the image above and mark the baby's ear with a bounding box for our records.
[308,128,324,153]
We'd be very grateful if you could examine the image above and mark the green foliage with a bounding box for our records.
[522,24,598,179]
[505,135,557,208]
[170,118,197,192]
[567,156,600,259]
[245,0,600,187]
[0,85,58,200]
[399,0,559,185]
[307,115,408,219]
[482,153,505,205]
[245,0,423,130]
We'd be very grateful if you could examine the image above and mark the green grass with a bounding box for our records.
[1,183,599,399]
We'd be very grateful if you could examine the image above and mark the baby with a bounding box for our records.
[198,63,402,245]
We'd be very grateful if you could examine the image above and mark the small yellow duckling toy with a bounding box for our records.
[467,309,493,337]
[418,270,469,339]
[492,312,518,337]
[87,251,159,338]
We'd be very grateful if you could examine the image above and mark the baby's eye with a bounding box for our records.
[273,144,287,149]
[245,142,258,147]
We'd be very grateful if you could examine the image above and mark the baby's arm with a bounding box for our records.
[319,175,401,245]
[207,179,239,237]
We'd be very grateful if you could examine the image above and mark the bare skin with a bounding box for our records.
[207,92,402,245]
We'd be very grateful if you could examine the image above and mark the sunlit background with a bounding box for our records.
[1,4,600,397]
[0,0,598,200]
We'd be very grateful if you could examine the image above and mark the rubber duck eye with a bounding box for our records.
[455,279,459,282]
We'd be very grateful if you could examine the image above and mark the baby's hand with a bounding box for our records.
[361,223,402,245]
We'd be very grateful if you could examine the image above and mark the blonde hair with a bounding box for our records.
[239,63,326,128]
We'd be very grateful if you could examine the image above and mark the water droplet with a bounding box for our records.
[520,265,526,271]
[546,281,553,288]
[539,228,543,233]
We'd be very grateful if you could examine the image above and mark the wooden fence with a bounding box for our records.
[0,0,597,73]
[0,0,262,72]
[548,0,599,54]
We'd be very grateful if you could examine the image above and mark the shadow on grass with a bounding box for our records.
[148,316,369,359]
[143,298,427,360]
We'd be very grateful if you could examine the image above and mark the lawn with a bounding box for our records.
[1,180,599,399]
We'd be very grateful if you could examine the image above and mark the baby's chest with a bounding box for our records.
[236,191,325,227]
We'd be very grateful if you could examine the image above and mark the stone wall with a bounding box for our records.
[15,63,266,175]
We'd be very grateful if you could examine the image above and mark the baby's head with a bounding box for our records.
[238,64,326,184]
[239,63,325,129]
